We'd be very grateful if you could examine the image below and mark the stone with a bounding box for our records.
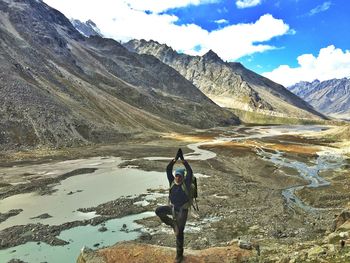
[307,246,326,258]
[324,232,338,243]
[139,232,152,241]
[98,226,107,232]
[238,239,253,250]
[327,244,336,254]
[248,224,260,233]
[339,231,349,238]
[333,210,350,230]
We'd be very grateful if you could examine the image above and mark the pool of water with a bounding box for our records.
[0,157,167,230]
[0,212,153,263]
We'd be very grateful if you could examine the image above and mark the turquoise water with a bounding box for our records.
[0,157,167,230]
[0,156,165,263]
[0,212,153,263]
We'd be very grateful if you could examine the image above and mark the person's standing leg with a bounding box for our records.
[175,209,188,262]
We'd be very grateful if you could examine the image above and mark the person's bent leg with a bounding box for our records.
[155,205,174,227]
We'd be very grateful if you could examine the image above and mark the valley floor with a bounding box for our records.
[0,125,350,262]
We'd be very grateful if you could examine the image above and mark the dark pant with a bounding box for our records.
[155,205,188,257]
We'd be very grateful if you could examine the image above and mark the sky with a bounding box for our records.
[42,0,350,87]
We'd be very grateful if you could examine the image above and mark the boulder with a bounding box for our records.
[333,207,350,231]
[76,247,106,263]
[238,239,253,250]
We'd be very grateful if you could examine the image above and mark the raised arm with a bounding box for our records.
[166,159,176,184]
[182,160,193,188]
[176,148,193,187]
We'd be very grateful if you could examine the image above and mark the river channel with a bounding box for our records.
[0,125,346,262]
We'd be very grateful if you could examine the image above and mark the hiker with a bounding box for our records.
[155,148,193,263]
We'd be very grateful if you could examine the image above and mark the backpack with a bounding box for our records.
[170,171,199,211]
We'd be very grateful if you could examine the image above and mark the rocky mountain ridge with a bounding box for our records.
[124,39,325,120]
[0,0,238,150]
[70,19,103,37]
[288,78,350,120]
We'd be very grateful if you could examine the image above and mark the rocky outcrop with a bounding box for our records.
[76,242,254,263]
[333,205,350,231]
[0,0,239,150]
[124,39,324,120]
[77,247,106,263]
[288,78,350,119]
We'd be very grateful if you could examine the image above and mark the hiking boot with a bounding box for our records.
[174,254,183,263]
[175,247,183,263]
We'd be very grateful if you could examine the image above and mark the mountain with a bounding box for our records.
[288,78,350,120]
[0,0,238,150]
[124,39,324,120]
[70,19,103,37]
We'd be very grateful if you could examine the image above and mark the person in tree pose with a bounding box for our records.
[155,148,193,263]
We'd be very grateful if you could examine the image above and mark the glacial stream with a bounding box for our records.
[224,125,345,211]
[256,148,345,211]
[0,125,346,262]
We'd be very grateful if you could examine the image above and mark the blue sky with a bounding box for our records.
[43,0,350,86]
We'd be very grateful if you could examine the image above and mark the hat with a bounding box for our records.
[175,168,185,177]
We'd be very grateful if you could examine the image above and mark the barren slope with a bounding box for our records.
[0,0,238,150]
[125,39,325,120]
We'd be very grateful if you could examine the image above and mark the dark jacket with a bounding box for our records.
[167,159,193,209]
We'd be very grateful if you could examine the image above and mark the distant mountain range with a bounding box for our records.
[0,0,238,150]
[288,78,350,120]
[70,19,103,37]
[124,39,324,120]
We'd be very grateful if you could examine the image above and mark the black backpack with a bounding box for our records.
[170,172,199,211]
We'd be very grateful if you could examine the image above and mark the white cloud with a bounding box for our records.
[287,29,297,35]
[214,19,229,24]
[236,0,262,9]
[309,1,332,16]
[126,0,220,13]
[262,45,350,86]
[43,1,289,61]
[43,0,219,19]
[204,14,289,61]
